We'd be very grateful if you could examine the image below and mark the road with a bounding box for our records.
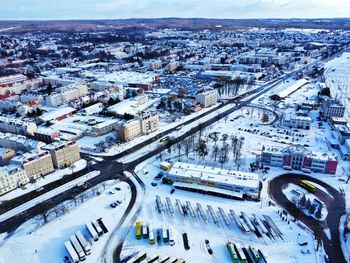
[269,173,346,263]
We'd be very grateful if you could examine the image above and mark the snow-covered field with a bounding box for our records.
[0,179,131,263]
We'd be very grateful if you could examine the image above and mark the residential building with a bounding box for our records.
[195,90,218,108]
[0,116,37,136]
[139,112,159,134]
[117,119,141,141]
[258,146,338,174]
[43,141,80,169]
[321,98,345,118]
[0,165,29,196]
[11,150,54,179]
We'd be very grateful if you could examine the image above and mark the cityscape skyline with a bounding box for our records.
[0,0,349,20]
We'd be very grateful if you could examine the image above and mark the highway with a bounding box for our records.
[269,173,346,263]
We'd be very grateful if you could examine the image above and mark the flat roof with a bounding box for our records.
[168,162,260,189]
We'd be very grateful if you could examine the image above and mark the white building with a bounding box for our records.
[139,112,159,134]
[166,162,261,200]
[282,114,311,130]
[195,90,218,108]
[0,165,29,196]
[0,116,37,136]
[11,150,55,179]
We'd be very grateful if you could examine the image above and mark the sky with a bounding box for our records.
[0,0,349,20]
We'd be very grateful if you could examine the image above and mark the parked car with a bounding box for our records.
[205,239,213,255]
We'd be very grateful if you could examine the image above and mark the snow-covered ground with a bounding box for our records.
[0,179,131,263]
[0,159,87,203]
[283,183,328,221]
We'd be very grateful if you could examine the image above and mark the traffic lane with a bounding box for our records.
[269,173,346,263]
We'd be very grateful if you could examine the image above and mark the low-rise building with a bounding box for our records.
[258,145,338,174]
[195,90,218,108]
[0,147,15,165]
[11,150,54,179]
[43,141,80,169]
[166,162,261,200]
[0,165,29,196]
[282,114,311,130]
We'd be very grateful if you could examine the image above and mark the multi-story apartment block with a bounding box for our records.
[0,116,37,136]
[321,98,345,118]
[43,141,80,169]
[139,112,159,134]
[0,165,29,196]
[117,119,141,141]
[195,90,218,108]
[11,150,54,179]
[258,146,338,174]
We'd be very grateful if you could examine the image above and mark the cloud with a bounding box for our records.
[0,0,349,20]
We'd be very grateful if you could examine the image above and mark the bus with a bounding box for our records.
[142,222,149,238]
[234,243,247,263]
[136,222,142,240]
[249,245,260,262]
[64,241,79,263]
[149,225,155,245]
[299,180,317,192]
[129,252,147,263]
[147,255,160,263]
[75,230,91,255]
[70,235,86,261]
[162,225,169,242]
[226,241,238,263]
[159,256,171,263]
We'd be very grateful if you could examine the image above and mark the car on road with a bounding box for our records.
[170,189,175,194]
[110,202,117,208]
[115,187,121,191]
[205,239,213,255]
[298,241,308,246]
[151,181,157,187]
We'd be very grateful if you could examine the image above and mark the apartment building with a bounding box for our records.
[11,150,54,179]
[0,165,29,196]
[43,141,80,169]
[139,112,159,134]
[117,119,141,141]
[195,90,218,108]
[321,98,345,118]
[258,146,338,174]
[0,116,37,136]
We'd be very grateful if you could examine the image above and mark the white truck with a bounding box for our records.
[86,223,99,241]
[70,235,86,261]
[75,230,91,255]
[64,241,79,263]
